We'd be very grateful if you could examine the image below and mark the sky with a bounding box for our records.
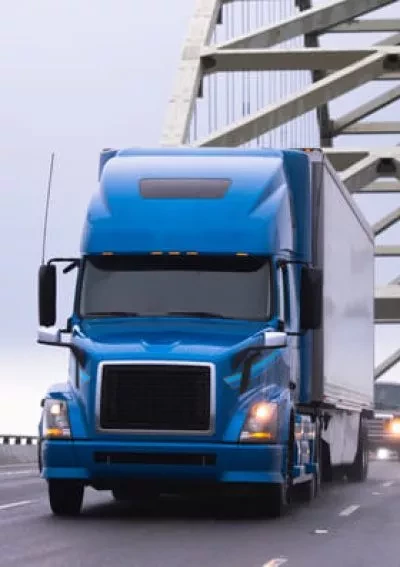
[0,0,398,434]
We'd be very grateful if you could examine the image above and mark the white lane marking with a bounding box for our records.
[263,559,288,567]
[0,463,34,470]
[314,529,328,534]
[339,504,360,517]
[382,481,394,487]
[372,492,382,496]
[0,500,33,511]
[0,470,37,477]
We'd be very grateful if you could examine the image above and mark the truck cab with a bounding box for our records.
[368,378,400,460]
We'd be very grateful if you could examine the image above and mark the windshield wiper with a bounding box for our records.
[165,311,226,319]
[84,312,139,318]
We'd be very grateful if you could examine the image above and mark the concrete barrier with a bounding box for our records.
[0,435,38,466]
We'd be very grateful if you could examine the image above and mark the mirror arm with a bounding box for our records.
[47,257,80,266]
[236,346,275,395]
[36,335,86,368]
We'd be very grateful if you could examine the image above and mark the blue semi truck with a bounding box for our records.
[37,146,375,517]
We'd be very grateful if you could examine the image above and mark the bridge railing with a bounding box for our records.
[0,435,39,466]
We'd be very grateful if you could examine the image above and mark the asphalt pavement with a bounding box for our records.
[1,460,400,566]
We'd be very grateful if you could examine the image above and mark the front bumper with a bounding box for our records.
[40,440,285,486]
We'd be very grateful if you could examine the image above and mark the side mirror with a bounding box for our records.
[38,264,56,327]
[263,331,287,348]
[300,266,322,330]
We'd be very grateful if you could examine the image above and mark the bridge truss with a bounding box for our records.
[161,0,400,380]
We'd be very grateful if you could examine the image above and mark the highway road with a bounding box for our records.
[1,460,399,566]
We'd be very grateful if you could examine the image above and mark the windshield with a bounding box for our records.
[374,384,400,410]
[78,254,271,321]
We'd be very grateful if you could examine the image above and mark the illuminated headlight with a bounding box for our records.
[240,401,278,443]
[377,448,390,460]
[42,399,71,439]
[389,419,400,435]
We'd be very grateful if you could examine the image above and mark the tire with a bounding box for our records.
[48,480,84,516]
[346,418,369,483]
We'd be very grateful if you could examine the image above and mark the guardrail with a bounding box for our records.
[0,435,39,466]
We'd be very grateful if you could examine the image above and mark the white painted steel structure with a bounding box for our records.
[161,0,400,380]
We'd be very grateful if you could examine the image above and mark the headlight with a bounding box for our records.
[42,399,71,439]
[240,401,278,443]
[389,419,400,435]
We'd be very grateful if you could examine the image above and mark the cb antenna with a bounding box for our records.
[41,152,55,265]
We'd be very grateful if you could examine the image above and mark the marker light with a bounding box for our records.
[240,401,278,443]
[42,399,71,439]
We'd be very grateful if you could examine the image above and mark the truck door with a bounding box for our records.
[278,262,300,398]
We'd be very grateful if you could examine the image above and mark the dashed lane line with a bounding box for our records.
[0,463,35,470]
[263,559,288,567]
[339,505,360,517]
[0,500,34,511]
[0,470,37,477]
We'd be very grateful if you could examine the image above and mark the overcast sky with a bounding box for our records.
[0,0,398,434]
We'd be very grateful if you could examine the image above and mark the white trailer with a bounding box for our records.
[307,150,375,477]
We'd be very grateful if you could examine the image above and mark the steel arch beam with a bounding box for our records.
[161,0,221,148]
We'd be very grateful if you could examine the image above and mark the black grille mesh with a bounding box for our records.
[99,364,211,431]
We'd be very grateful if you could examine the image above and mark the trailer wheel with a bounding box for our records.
[48,480,84,516]
[347,419,368,483]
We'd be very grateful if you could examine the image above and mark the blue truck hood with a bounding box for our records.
[75,318,267,361]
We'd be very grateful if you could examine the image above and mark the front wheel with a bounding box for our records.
[265,417,295,518]
[48,480,84,516]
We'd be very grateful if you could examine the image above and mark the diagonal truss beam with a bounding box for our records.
[216,0,396,50]
[375,32,400,46]
[375,246,400,256]
[342,122,400,133]
[363,182,400,192]
[375,348,400,379]
[332,19,400,32]
[373,207,400,235]
[196,51,395,147]
[333,84,400,134]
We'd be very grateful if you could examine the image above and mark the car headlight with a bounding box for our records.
[389,419,400,436]
[42,399,71,439]
[240,401,278,443]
